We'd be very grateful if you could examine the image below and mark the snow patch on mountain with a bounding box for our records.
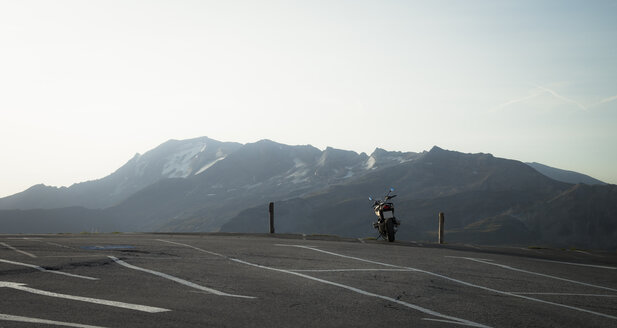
[365,156,376,170]
[294,158,306,168]
[316,153,327,167]
[195,156,227,175]
[162,143,207,178]
[286,168,310,184]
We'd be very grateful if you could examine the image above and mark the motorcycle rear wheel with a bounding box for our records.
[386,218,395,242]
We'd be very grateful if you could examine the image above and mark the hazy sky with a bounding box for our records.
[1,0,616,197]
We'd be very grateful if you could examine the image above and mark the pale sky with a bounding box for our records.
[1,0,616,198]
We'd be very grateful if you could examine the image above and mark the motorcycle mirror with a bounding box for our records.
[368,196,373,201]
[390,187,395,192]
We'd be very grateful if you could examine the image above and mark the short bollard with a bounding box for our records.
[438,212,445,244]
[269,202,275,234]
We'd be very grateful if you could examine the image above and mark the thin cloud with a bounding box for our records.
[533,85,588,111]
[490,91,543,112]
[592,94,617,107]
[492,85,589,112]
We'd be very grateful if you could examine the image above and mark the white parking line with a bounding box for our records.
[510,292,617,297]
[109,256,255,299]
[531,258,616,270]
[0,281,169,313]
[160,240,490,328]
[291,268,414,272]
[156,239,224,257]
[45,241,74,249]
[0,258,99,280]
[0,313,107,328]
[44,255,106,258]
[279,244,617,321]
[0,242,37,258]
[230,257,491,328]
[423,318,481,326]
[22,238,74,250]
[449,256,617,292]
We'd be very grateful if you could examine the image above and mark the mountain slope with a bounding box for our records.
[221,146,568,234]
[0,137,241,210]
[526,162,606,185]
[1,138,614,249]
[522,184,617,249]
[0,207,121,234]
[107,140,413,232]
[222,147,617,248]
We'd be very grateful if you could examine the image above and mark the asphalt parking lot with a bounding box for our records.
[1,233,616,327]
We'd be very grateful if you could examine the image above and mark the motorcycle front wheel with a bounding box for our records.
[386,218,395,242]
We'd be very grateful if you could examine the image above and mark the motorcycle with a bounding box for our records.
[369,187,400,242]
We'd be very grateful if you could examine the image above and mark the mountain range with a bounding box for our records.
[1,136,614,250]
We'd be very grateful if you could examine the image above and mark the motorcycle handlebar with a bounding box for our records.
[369,189,397,203]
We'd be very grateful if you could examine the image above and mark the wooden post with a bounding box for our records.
[438,212,445,244]
[269,202,275,234]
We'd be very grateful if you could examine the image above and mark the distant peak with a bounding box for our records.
[248,139,287,149]
[426,146,494,158]
[370,147,388,155]
[162,136,214,145]
[253,139,282,146]
[324,146,355,153]
[26,184,58,191]
[256,139,275,143]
